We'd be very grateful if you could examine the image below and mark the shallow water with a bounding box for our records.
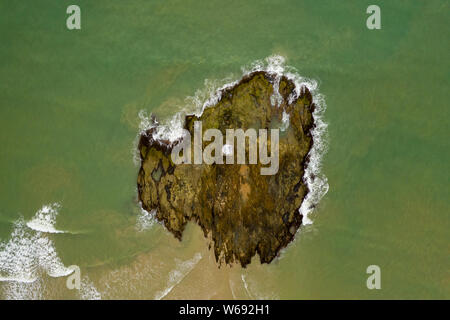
[0,0,448,299]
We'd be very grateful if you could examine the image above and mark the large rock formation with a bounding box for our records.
[137,71,315,267]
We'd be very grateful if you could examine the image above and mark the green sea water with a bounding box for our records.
[0,0,448,299]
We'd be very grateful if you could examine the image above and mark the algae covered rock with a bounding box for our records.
[137,71,315,267]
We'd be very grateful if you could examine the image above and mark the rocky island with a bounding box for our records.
[137,71,315,267]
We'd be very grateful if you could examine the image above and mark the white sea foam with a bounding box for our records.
[243,55,329,224]
[26,203,66,234]
[0,204,102,299]
[241,273,278,300]
[0,216,72,282]
[241,274,255,299]
[0,217,72,299]
[79,275,102,300]
[280,111,290,132]
[137,55,329,225]
[222,144,233,156]
[229,279,238,300]
[137,77,238,142]
[135,204,156,232]
[2,278,44,300]
[154,252,202,300]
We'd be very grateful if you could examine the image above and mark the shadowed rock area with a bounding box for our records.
[137,71,315,267]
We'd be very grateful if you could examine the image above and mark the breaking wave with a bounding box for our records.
[243,55,329,225]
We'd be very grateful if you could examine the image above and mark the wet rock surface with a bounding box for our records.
[137,71,315,267]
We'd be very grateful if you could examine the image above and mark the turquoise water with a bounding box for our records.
[0,0,448,299]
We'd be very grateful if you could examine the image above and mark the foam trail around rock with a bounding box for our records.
[137,55,329,226]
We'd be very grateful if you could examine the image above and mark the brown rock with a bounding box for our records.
[137,71,315,267]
